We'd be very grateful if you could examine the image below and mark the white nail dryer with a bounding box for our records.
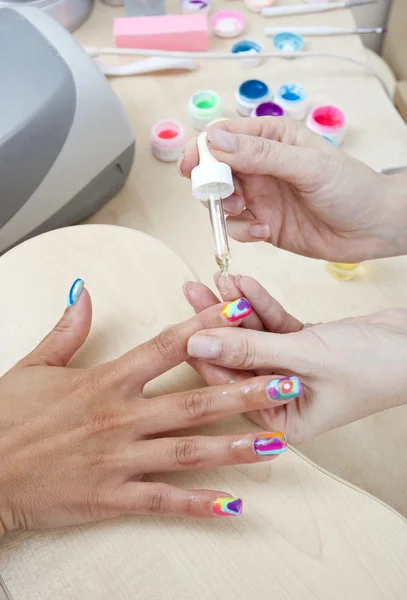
[0,6,135,254]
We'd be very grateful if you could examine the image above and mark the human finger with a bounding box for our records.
[106,298,252,390]
[20,279,92,369]
[110,482,243,518]
[213,272,264,331]
[134,375,299,435]
[235,276,304,334]
[128,431,287,474]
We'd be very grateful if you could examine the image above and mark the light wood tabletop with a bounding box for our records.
[74,0,407,516]
[1,225,407,600]
[2,1,407,598]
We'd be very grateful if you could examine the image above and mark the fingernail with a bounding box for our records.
[250,223,270,239]
[267,376,302,401]
[212,497,243,516]
[254,432,287,456]
[177,151,185,177]
[187,335,222,359]
[67,278,84,307]
[222,195,241,214]
[221,297,252,322]
[207,129,237,153]
[182,281,192,301]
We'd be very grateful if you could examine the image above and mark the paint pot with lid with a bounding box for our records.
[151,120,186,162]
[307,105,346,145]
[244,0,273,13]
[211,10,245,38]
[236,79,271,117]
[188,90,224,130]
[231,40,263,68]
[251,101,284,118]
[272,32,304,53]
[274,83,308,120]
[181,0,211,13]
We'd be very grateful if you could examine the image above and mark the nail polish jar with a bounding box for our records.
[251,101,284,118]
[188,90,224,130]
[211,10,245,38]
[236,79,271,117]
[274,83,308,120]
[231,40,263,68]
[181,0,211,13]
[244,0,274,13]
[272,32,304,53]
[306,105,346,145]
[151,120,186,162]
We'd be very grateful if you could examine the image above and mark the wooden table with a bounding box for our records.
[1,225,407,600]
[2,2,407,598]
[74,1,407,516]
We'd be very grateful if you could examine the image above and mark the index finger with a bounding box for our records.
[179,117,330,178]
[107,297,252,390]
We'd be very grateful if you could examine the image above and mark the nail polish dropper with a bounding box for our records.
[191,132,234,294]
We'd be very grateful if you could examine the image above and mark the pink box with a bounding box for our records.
[114,14,209,51]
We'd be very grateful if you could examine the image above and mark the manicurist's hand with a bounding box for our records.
[184,275,407,443]
[0,280,291,534]
[179,118,407,262]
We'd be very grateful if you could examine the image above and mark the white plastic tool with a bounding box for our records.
[94,56,198,76]
[265,26,385,36]
[262,1,376,17]
[191,132,234,201]
[191,132,234,276]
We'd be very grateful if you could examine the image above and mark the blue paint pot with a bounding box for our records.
[274,83,308,120]
[236,79,270,115]
[231,40,263,68]
[272,32,305,53]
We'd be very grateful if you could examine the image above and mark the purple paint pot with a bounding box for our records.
[251,102,284,118]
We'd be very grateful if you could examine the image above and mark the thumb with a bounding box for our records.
[21,278,92,368]
[187,327,307,373]
[206,128,324,188]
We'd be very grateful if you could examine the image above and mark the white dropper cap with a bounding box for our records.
[191,132,234,201]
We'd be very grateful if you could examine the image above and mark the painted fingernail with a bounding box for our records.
[267,376,302,400]
[67,278,84,307]
[177,151,185,176]
[254,432,287,456]
[207,129,237,152]
[187,335,222,359]
[250,223,270,239]
[212,497,243,516]
[221,297,252,322]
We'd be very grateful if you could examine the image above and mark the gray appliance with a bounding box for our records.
[0,6,135,254]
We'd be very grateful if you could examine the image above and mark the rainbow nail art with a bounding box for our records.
[267,376,302,400]
[221,298,252,322]
[254,432,287,456]
[212,497,243,516]
[67,278,84,307]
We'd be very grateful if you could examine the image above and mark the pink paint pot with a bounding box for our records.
[151,119,186,162]
[211,10,245,38]
[306,105,346,145]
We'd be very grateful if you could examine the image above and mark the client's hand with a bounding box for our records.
[184,276,407,443]
[0,280,290,534]
[179,118,407,262]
